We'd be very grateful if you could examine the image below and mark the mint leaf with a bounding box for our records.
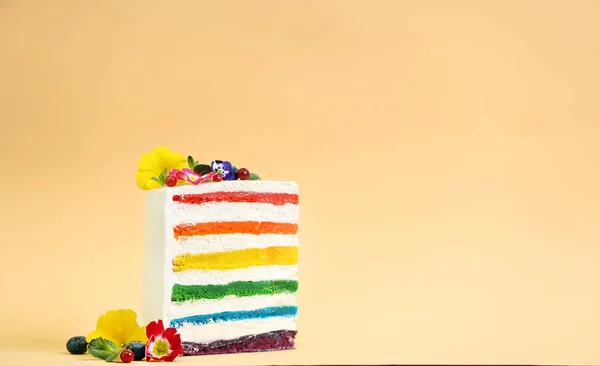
[105,353,119,362]
[88,338,122,361]
[187,156,195,169]
[249,172,261,180]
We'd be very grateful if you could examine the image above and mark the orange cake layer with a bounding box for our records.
[173,221,298,239]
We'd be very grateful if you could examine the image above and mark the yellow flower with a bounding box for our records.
[86,309,148,347]
[135,147,188,190]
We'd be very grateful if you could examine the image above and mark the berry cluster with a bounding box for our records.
[171,157,259,186]
[66,336,145,363]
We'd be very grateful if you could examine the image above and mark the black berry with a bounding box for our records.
[126,341,146,361]
[66,336,88,354]
[193,164,213,176]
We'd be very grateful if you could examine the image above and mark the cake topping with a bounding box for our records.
[135,147,261,190]
[145,319,183,362]
[87,309,147,348]
[165,175,178,187]
[67,309,182,362]
[87,337,123,361]
[126,341,146,361]
[168,168,216,185]
[119,349,135,363]
[66,336,88,355]
[211,160,236,181]
[237,168,250,180]
[193,163,213,176]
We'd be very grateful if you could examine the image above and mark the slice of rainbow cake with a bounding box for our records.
[143,179,299,355]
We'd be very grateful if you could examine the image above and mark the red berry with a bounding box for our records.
[212,174,223,182]
[237,168,250,180]
[120,349,135,363]
[165,175,177,187]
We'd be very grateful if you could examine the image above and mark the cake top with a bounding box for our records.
[135,146,262,190]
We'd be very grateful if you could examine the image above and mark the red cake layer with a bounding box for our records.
[173,191,299,206]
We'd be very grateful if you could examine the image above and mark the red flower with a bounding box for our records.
[145,320,183,362]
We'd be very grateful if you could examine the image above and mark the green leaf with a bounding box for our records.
[151,177,165,186]
[88,338,122,361]
[249,172,261,180]
[105,353,120,362]
[158,169,168,185]
[187,156,195,169]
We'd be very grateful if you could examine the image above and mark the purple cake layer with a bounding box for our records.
[182,330,297,356]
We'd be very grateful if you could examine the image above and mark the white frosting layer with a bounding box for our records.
[172,234,298,255]
[167,180,299,195]
[169,293,297,319]
[172,265,298,286]
[175,317,297,343]
[168,202,298,225]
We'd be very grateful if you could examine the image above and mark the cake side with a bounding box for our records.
[161,180,299,355]
[142,188,168,324]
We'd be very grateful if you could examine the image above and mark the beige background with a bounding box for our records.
[1,0,599,365]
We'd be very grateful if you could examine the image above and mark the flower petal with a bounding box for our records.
[146,320,164,339]
[105,310,130,346]
[186,173,202,184]
[168,334,181,350]
[87,309,146,347]
[136,169,162,190]
[127,325,148,344]
[153,147,187,173]
[163,327,177,338]
[87,312,117,343]
[164,346,182,362]
[145,336,158,360]
[138,151,162,172]
[199,172,217,183]
[86,329,108,343]
[175,170,187,180]
[135,147,188,191]
[95,313,110,331]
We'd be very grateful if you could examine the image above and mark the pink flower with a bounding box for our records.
[145,320,182,362]
[169,168,216,185]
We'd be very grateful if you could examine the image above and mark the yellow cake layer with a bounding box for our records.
[172,246,299,272]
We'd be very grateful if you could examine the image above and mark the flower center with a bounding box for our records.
[152,339,170,357]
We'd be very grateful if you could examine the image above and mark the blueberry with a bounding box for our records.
[66,336,88,354]
[126,341,146,361]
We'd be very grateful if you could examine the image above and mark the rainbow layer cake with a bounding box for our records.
[139,149,299,356]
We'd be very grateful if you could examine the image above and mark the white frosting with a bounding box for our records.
[172,265,298,286]
[142,188,167,324]
[167,180,299,195]
[143,181,299,342]
[168,202,298,225]
[175,317,297,343]
[172,234,298,255]
[169,293,297,319]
